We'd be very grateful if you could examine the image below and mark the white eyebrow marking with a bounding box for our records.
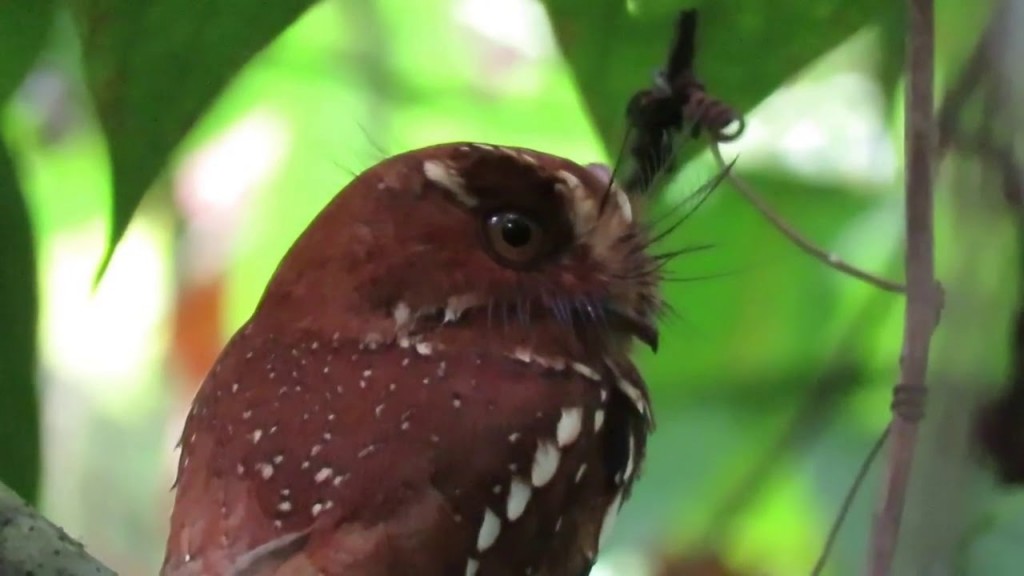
[423,160,476,206]
[614,188,632,223]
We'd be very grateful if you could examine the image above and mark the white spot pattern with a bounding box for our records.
[506,477,532,521]
[556,407,583,447]
[598,491,624,549]
[476,508,501,551]
[530,440,560,487]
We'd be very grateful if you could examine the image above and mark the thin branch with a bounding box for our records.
[0,480,115,575]
[869,0,941,573]
[812,425,890,576]
[709,143,907,294]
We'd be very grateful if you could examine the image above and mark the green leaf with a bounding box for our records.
[0,0,56,103]
[67,0,320,278]
[0,138,40,504]
[542,0,901,161]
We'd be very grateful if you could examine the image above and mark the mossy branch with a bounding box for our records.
[0,480,116,575]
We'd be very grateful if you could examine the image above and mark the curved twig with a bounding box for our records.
[709,142,907,294]
[812,425,890,575]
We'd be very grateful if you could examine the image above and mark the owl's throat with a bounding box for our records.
[391,294,657,365]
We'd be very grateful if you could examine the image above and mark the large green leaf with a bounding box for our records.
[0,0,56,102]
[67,0,321,275]
[0,139,40,504]
[0,0,53,505]
[542,0,902,160]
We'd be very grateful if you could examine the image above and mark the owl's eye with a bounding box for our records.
[484,211,546,266]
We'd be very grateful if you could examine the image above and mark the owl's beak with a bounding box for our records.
[607,309,659,352]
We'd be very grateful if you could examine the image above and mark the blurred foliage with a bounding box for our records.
[0,0,1018,574]
[0,137,39,504]
[68,0,320,274]
[0,0,50,504]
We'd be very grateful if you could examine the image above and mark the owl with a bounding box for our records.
[162,142,663,576]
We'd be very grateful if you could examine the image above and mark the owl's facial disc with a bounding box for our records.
[420,143,662,353]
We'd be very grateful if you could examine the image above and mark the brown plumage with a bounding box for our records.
[162,142,664,576]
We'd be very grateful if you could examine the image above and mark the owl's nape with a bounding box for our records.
[162,142,661,576]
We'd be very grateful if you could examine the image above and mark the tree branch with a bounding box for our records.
[869,0,942,573]
[0,480,115,575]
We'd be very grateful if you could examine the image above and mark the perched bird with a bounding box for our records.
[162,142,663,576]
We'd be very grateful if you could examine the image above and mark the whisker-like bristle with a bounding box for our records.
[659,270,739,283]
[645,167,729,249]
[650,243,716,262]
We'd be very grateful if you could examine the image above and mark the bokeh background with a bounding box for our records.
[1,0,1021,574]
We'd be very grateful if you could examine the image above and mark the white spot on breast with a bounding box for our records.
[393,302,411,328]
[310,444,322,456]
[572,362,601,381]
[231,382,239,393]
[575,463,588,484]
[362,369,373,378]
[444,294,481,323]
[556,407,583,447]
[598,491,624,550]
[594,409,605,432]
[616,377,648,417]
[312,502,324,517]
[314,467,333,483]
[255,462,274,480]
[508,433,520,443]
[272,455,284,464]
[251,429,263,444]
[531,440,561,487]
[242,410,252,420]
[476,508,501,551]
[533,354,567,371]
[375,404,385,418]
[465,558,480,576]
[513,346,532,363]
[624,432,636,481]
[415,341,434,356]
[278,501,292,513]
[506,478,532,521]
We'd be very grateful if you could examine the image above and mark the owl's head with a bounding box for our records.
[258,142,663,360]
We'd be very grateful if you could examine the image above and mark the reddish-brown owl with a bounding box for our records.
[162,142,663,576]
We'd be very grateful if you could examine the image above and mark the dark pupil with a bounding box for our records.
[500,214,533,248]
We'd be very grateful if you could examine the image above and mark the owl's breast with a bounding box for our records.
[167,329,648,576]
